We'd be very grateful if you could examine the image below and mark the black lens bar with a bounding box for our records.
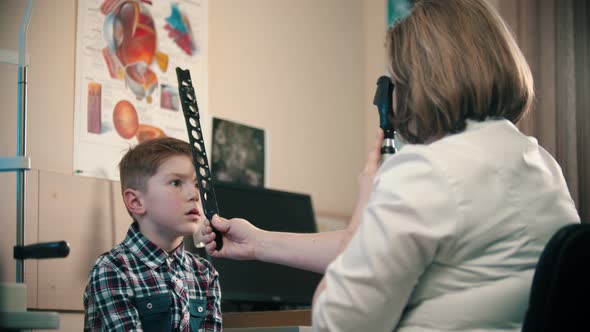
[176,67,223,250]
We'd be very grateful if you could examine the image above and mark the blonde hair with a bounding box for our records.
[387,0,534,143]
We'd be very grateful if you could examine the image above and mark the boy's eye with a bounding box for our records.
[170,180,182,187]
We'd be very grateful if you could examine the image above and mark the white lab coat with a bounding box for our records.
[313,119,580,332]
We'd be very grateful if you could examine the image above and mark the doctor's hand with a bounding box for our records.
[339,130,384,252]
[355,129,384,214]
[202,215,262,260]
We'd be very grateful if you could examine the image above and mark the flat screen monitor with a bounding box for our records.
[203,182,323,310]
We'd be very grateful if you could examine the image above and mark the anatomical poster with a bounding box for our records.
[73,0,209,181]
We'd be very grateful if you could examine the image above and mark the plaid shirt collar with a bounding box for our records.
[124,222,187,270]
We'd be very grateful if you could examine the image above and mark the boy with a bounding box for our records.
[84,137,222,331]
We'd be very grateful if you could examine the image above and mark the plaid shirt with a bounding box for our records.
[83,222,222,331]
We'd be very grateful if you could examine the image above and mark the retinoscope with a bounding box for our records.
[373,75,396,162]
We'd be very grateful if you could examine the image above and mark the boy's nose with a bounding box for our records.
[189,186,200,201]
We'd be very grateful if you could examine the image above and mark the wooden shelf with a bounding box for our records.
[224,310,311,328]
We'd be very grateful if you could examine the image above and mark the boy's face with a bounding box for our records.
[139,155,205,241]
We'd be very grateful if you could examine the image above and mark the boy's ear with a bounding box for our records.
[123,188,146,216]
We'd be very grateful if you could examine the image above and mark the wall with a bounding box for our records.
[0,0,384,322]
[208,0,367,215]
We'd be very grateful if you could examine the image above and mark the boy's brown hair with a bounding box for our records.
[119,137,192,193]
[387,0,534,144]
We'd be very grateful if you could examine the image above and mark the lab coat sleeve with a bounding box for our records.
[312,150,459,332]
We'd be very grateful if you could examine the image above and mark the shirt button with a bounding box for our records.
[146,303,153,309]
[198,306,204,313]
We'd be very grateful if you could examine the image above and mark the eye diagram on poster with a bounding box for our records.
[211,118,268,188]
[73,0,210,181]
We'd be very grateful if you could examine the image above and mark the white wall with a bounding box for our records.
[209,0,367,216]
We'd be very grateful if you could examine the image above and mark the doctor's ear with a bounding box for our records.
[123,188,146,216]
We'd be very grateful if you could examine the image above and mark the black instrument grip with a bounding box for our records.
[176,67,223,251]
[373,76,396,140]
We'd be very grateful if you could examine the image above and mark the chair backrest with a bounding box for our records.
[522,223,590,332]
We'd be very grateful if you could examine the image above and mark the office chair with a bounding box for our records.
[521,223,590,332]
